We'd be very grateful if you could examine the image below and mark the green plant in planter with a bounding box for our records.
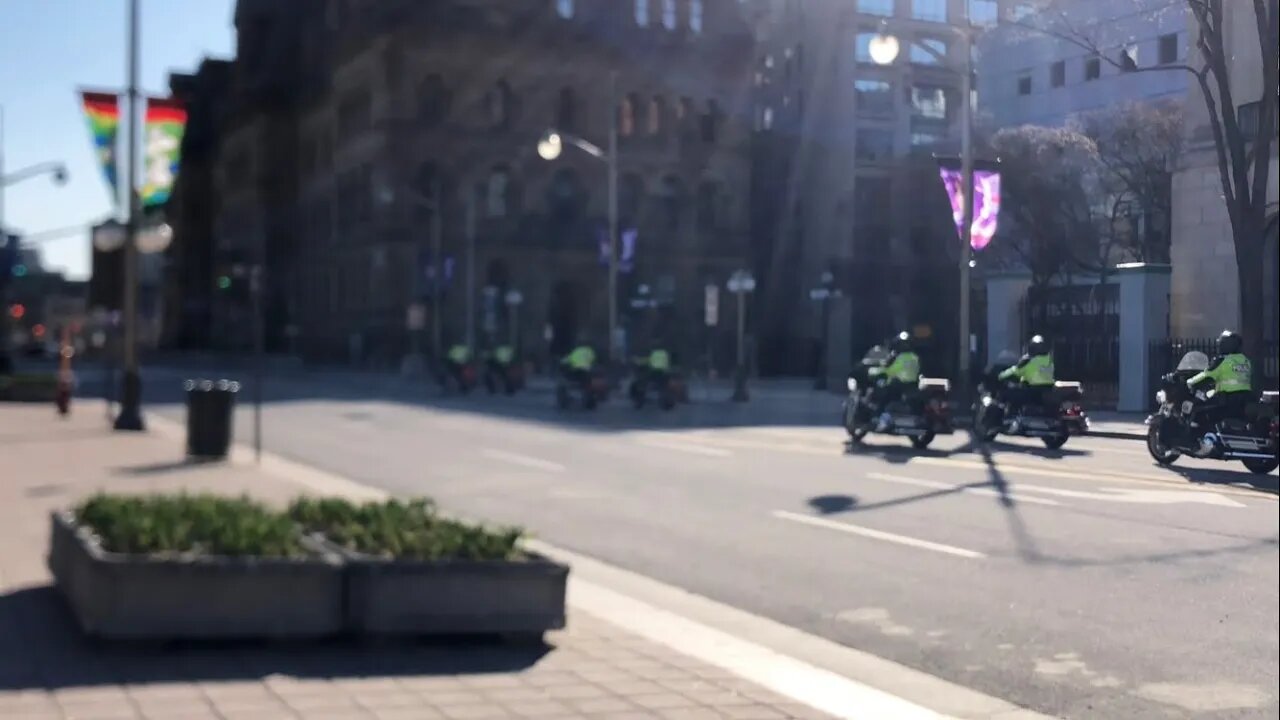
[287,497,522,561]
[74,493,305,558]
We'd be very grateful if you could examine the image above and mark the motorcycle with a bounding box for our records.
[842,347,954,450]
[973,360,1089,450]
[437,361,478,395]
[628,362,684,411]
[1146,350,1279,475]
[556,368,609,410]
[483,359,525,395]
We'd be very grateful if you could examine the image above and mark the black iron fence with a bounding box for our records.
[1147,338,1280,409]
[1051,335,1120,409]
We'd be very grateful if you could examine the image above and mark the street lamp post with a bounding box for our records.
[808,271,840,391]
[727,269,755,402]
[870,8,976,405]
[114,0,145,431]
[537,70,620,363]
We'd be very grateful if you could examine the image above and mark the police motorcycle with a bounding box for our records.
[842,345,954,450]
[482,349,525,396]
[972,352,1089,450]
[1146,350,1279,475]
[627,355,685,411]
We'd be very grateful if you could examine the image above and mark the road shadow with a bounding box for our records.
[951,436,1091,460]
[844,441,954,464]
[77,364,850,436]
[111,459,226,477]
[808,495,858,514]
[0,585,551,692]
[1161,464,1279,495]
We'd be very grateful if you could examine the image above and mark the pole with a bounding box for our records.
[0,106,8,370]
[956,17,975,411]
[607,70,619,364]
[430,174,443,363]
[114,0,144,431]
[815,296,830,391]
[464,190,476,352]
[732,286,748,402]
[509,301,519,350]
[251,265,263,463]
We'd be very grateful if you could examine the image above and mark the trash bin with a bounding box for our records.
[185,378,239,460]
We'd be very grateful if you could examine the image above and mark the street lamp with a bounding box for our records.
[536,72,619,364]
[727,269,755,402]
[870,11,977,404]
[808,271,841,391]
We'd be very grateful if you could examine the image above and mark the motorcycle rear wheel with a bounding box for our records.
[1241,456,1279,475]
[1041,433,1069,450]
[1146,423,1181,466]
[910,432,936,450]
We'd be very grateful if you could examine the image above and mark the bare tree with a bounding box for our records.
[1074,100,1184,265]
[1011,0,1279,358]
[987,124,1101,288]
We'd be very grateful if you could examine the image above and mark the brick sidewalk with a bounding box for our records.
[0,404,832,720]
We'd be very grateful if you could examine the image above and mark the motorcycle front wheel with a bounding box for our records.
[1241,456,1279,475]
[1041,433,1069,450]
[1146,423,1181,466]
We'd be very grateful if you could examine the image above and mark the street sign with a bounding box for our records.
[704,284,719,327]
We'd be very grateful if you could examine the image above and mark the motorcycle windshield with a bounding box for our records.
[1176,351,1209,372]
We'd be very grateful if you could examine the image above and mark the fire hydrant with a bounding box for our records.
[56,329,75,417]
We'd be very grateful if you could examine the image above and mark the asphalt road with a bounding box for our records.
[109,366,1279,720]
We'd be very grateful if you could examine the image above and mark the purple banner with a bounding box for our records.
[938,165,1001,251]
[597,228,638,273]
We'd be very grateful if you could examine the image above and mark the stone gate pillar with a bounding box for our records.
[1116,263,1171,412]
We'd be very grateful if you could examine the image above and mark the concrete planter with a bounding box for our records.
[47,512,344,640]
[338,545,568,636]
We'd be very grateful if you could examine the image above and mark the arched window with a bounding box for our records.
[619,94,638,137]
[635,0,650,27]
[689,0,704,34]
[662,0,677,29]
[647,96,665,135]
[696,180,721,230]
[486,166,512,218]
[557,86,577,132]
[555,0,574,19]
[485,80,512,129]
[547,167,585,221]
[418,74,449,126]
[658,175,686,231]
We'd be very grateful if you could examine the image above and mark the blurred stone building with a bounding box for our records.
[182,0,756,367]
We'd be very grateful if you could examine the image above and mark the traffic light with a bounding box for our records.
[11,264,27,277]
[217,275,232,290]
[7,303,24,320]
[32,324,46,339]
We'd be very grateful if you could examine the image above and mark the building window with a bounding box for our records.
[968,0,998,26]
[910,37,948,65]
[855,128,894,162]
[855,31,879,63]
[557,86,577,132]
[1119,44,1138,71]
[662,0,677,29]
[1050,61,1065,88]
[418,74,449,126]
[1017,72,1032,95]
[485,80,512,128]
[619,94,637,137]
[700,100,720,142]
[911,85,947,119]
[911,0,946,22]
[486,167,511,218]
[758,105,774,130]
[648,96,666,135]
[659,175,686,230]
[1238,100,1262,138]
[620,173,645,226]
[555,0,574,19]
[690,0,704,34]
[855,79,894,116]
[1158,33,1178,64]
[911,131,944,147]
[1084,55,1101,81]
[857,0,893,16]
[696,180,721,231]
[635,0,650,26]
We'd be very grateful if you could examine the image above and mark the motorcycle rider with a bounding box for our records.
[561,338,597,390]
[868,331,920,431]
[997,334,1055,430]
[486,342,517,388]
[445,341,473,387]
[1186,329,1253,445]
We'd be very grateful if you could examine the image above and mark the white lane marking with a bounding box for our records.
[866,472,1063,507]
[1014,484,1246,508]
[772,510,986,560]
[481,448,566,473]
[635,435,733,457]
[909,456,1275,500]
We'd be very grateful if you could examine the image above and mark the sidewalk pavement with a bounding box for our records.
[0,404,834,720]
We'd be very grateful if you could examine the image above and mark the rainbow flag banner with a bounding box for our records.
[141,97,188,207]
[80,91,121,206]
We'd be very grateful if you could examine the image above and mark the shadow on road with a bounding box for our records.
[0,585,550,692]
[1162,464,1279,495]
[808,495,858,514]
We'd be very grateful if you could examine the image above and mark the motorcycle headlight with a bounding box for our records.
[1155,390,1167,404]
[847,378,858,392]
[981,395,994,407]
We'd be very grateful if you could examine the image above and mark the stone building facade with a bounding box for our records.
[195,0,755,368]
